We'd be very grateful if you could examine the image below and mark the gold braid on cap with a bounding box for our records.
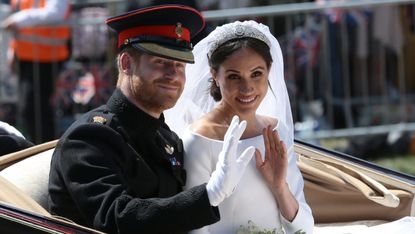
[207,22,272,58]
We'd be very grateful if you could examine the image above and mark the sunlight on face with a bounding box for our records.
[214,47,270,116]
[130,54,186,115]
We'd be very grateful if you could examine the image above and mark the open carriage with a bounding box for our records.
[0,139,414,233]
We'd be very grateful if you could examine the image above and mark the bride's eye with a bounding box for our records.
[227,74,240,80]
[252,71,263,78]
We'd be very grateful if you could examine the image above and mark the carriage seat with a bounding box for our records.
[0,148,53,210]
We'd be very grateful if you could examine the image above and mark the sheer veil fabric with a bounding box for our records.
[165,20,294,146]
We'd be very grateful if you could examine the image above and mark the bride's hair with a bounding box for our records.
[164,20,293,140]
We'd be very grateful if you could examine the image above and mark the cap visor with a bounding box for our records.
[132,42,194,63]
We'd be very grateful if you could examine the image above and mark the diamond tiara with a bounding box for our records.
[207,22,271,58]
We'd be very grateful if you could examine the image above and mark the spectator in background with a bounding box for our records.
[0,120,33,156]
[1,0,71,144]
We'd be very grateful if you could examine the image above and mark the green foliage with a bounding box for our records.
[236,220,307,234]
[371,154,415,176]
[236,220,277,234]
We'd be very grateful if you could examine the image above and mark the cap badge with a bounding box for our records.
[93,116,107,124]
[175,22,183,40]
[124,38,130,45]
[165,144,175,155]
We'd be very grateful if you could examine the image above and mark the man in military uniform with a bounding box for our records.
[48,5,254,234]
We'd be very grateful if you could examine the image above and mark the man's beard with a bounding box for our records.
[133,79,182,114]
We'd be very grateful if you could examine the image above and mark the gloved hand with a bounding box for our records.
[206,116,255,206]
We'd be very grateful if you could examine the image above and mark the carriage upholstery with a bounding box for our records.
[0,140,56,215]
[0,148,53,210]
[0,141,414,233]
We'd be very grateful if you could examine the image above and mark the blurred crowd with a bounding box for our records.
[0,0,314,146]
[1,0,415,159]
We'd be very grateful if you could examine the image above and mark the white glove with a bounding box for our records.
[206,116,255,206]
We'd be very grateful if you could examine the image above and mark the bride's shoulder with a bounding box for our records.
[189,116,225,141]
[257,115,278,128]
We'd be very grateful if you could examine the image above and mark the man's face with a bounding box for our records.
[129,53,186,116]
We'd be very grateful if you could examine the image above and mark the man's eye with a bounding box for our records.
[153,59,165,65]
[176,63,185,69]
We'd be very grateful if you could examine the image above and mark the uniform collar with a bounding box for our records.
[107,89,164,136]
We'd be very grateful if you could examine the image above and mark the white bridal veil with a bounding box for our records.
[165,20,294,144]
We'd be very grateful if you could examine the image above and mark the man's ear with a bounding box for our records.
[120,52,133,75]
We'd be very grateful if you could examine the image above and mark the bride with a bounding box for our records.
[165,20,314,234]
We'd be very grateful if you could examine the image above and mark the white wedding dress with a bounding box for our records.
[183,120,314,234]
[163,20,315,234]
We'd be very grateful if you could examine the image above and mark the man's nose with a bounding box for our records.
[165,62,179,78]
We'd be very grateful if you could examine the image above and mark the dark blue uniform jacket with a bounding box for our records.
[48,89,219,234]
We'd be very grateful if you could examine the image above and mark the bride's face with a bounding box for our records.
[213,47,270,116]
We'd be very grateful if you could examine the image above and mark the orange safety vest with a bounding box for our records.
[10,0,71,62]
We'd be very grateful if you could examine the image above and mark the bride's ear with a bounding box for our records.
[210,68,220,86]
[210,68,217,79]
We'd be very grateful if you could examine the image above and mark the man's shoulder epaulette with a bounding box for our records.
[88,110,115,127]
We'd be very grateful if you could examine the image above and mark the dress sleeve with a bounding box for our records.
[52,124,219,234]
[276,122,315,234]
[182,130,216,234]
[182,130,215,190]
